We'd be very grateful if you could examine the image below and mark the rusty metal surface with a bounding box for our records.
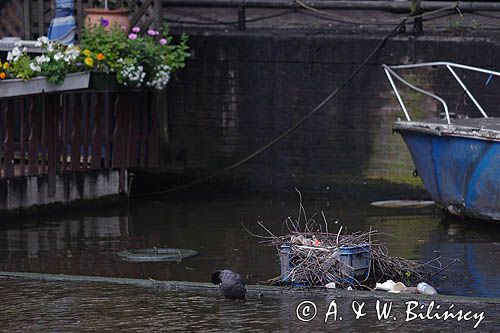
[394,118,500,142]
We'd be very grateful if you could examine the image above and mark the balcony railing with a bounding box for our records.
[0,76,160,196]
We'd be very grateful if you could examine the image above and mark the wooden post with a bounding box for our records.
[147,92,160,167]
[154,0,163,29]
[70,94,83,171]
[91,93,104,169]
[2,101,15,178]
[27,97,39,175]
[140,93,149,167]
[19,99,26,176]
[104,93,114,169]
[38,0,44,37]
[61,94,69,172]
[76,0,83,41]
[82,93,90,170]
[45,94,59,197]
[113,93,131,192]
[23,0,32,40]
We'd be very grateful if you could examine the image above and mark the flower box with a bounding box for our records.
[0,71,90,98]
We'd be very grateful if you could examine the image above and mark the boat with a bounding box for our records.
[383,62,500,222]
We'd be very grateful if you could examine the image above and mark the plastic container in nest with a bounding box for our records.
[339,244,371,281]
[279,243,371,285]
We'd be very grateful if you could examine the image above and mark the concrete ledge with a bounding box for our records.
[0,169,128,216]
[1,271,499,304]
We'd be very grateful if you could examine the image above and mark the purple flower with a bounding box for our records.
[100,18,109,27]
[147,29,159,36]
[159,38,167,45]
[128,33,137,40]
[132,26,140,33]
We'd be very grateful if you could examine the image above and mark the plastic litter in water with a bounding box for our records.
[417,282,438,295]
[325,282,336,289]
[370,200,435,208]
[117,248,198,262]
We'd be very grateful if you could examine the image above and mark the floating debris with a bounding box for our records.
[117,248,198,262]
[370,200,435,208]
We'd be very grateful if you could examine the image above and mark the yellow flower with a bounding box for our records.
[3,62,9,70]
[83,49,92,57]
[96,53,105,61]
[84,57,94,67]
[0,72,6,80]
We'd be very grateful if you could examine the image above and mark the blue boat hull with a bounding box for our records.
[396,128,500,222]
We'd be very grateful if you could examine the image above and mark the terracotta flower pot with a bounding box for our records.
[84,8,131,32]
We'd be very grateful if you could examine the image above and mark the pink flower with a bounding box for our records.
[128,33,137,40]
[132,26,140,33]
[159,38,167,45]
[148,29,159,36]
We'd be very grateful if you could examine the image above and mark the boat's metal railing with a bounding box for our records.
[382,62,500,124]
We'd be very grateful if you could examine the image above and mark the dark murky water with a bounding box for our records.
[0,193,499,331]
[0,279,498,332]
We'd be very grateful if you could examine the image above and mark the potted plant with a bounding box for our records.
[84,0,137,32]
[81,24,189,90]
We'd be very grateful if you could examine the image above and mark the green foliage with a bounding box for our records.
[9,54,34,80]
[81,24,128,72]
[164,33,190,72]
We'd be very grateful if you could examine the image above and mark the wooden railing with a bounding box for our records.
[0,89,160,195]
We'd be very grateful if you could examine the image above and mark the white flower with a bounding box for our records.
[54,52,64,61]
[36,36,49,47]
[35,55,50,64]
[9,47,23,62]
[30,63,41,72]
[14,41,22,47]
[11,47,21,58]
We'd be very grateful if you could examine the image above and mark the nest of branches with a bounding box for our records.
[244,191,447,290]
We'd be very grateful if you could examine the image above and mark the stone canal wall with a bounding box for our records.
[156,29,500,192]
[0,170,128,216]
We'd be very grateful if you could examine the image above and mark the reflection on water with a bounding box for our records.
[0,194,499,298]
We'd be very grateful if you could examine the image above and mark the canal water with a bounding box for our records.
[0,192,499,330]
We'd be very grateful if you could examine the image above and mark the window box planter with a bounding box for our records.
[0,71,90,98]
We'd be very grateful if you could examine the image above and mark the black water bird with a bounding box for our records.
[211,269,246,300]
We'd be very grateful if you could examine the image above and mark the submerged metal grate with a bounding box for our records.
[117,248,198,262]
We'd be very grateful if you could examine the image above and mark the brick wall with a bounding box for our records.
[159,30,500,192]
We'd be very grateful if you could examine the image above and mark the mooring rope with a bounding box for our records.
[133,4,459,198]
